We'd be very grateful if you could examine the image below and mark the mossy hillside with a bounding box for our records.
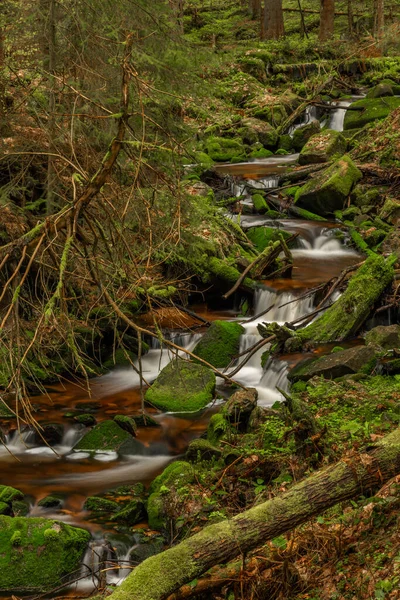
[0,516,90,593]
[298,254,395,343]
[145,358,216,412]
[247,226,291,252]
[298,129,347,165]
[73,420,140,454]
[295,155,362,216]
[344,97,400,130]
[193,320,244,368]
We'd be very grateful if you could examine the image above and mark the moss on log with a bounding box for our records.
[297,254,395,343]
[107,427,400,600]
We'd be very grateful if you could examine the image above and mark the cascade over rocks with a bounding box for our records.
[0,515,90,593]
[288,345,378,382]
[295,155,362,216]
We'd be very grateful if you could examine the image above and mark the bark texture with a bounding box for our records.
[319,0,335,40]
[262,0,285,39]
[108,427,400,600]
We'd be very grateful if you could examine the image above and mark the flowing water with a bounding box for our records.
[0,104,363,594]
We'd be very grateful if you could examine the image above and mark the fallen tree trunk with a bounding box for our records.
[108,426,400,600]
[297,253,396,343]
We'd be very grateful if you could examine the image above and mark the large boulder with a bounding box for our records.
[193,320,244,369]
[288,345,377,382]
[0,515,90,593]
[365,325,400,350]
[145,358,215,412]
[240,118,279,149]
[147,461,194,530]
[73,420,140,454]
[295,155,362,216]
[292,120,320,152]
[366,83,394,99]
[224,387,258,430]
[299,129,347,165]
[379,197,400,226]
[344,97,400,130]
[205,136,246,162]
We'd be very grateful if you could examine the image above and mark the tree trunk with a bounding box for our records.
[262,0,285,40]
[249,0,261,19]
[0,24,6,134]
[374,0,384,38]
[46,0,56,214]
[348,0,353,36]
[297,253,395,343]
[319,0,335,41]
[108,426,400,600]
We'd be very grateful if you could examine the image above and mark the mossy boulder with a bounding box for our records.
[207,413,231,445]
[0,485,24,504]
[343,97,400,130]
[295,155,362,216]
[379,197,400,225]
[351,184,381,208]
[73,420,140,454]
[83,496,119,513]
[206,257,256,291]
[38,496,63,509]
[33,423,64,446]
[288,345,378,382]
[252,193,268,214]
[298,129,347,165]
[113,415,137,437]
[252,104,287,126]
[145,358,215,412]
[224,387,258,430]
[0,515,90,593]
[247,226,291,252]
[365,325,400,350]
[131,413,160,428]
[205,136,246,162]
[110,499,146,525]
[292,120,320,152]
[185,438,222,462]
[240,118,278,149]
[147,461,194,531]
[73,413,97,426]
[366,83,394,99]
[193,320,244,369]
[0,502,10,515]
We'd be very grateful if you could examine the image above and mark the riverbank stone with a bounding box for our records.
[224,387,258,430]
[366,83,394,99]
[288,345,378,382]
[186,438,222,462]
[113,415,137,437]
[292,120,320,152]
[193,320,244,369]
[147,461,194,531]
[0,515,90,593]
[365,325,400,350]
[299,130,347,165]
[240,118,278,149]
[295,155,362,216]
[73,420,140,454]
[344,97,400,130]
[145,358,215,412]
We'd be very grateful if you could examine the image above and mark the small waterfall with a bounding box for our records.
[326,100,352,132]
[288,105,319,135]
[293,227,358,258]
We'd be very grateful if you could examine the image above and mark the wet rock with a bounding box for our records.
[186,438,222,462]
[73,413,97,426]
[129,536,164,565]
[366,83,394,99]
[344,97,400,130]
[292,120,320,152]
[84,496,119,513]
[193,320,244,369]
[11,499,30,517]
[113,415,137,437]
[365,325,400,350]
[240,118,279,149]
[0,515,90,593]
[0,502,10,515]
[252,193,269,214]
[207,412,231,445]
[33,423,64,446]
[299,129,347,165]
[145,358,215,413]
[295,155,362,216]
[0,485,24,504]
[38,496,63,509]
[224,388,258,430]
[131,413,160,428]
[205,136,246,162]
[288,345,377,382]
[73,420,141,454]
[110,499,146,525]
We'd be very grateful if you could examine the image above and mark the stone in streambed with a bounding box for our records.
[288,345,378,382]
[240,118,278,149]
[193,320,244,369]
[73,420,140,454]
[0,515,90,593]
[295,155,362,216]
[84,496,119,514]
[113,414,137,437]
[247,226,291,252]
[299,129,347,165]
[365,325,400,350]
[145,358,215,413]
[110,499,146,525]
[0,485,24,504]
[38,496,63,509]
[292,120,320,152]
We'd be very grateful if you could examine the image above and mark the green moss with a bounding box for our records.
[38,496,62,509]
[147,461,195,529]
[114,414,137,436]
[73,420,139,453]
[344,97,400,130]
[145,358,216,413]
[193,320,244,369]
[73,413,96,426]
[0,485,24,504]
[0,515,90,593]
[265,210,281,219]
[252,193,268,213]
[207,413,231,445]
[110,499,146,525]
[83,496,119,513]
[103,348,136,370]
[247,226,291,252]
[249,148,273,159]
[205,136,246,162]
[289,206,328,221]
[292,120,320,152]
[207,257,256,290]
[299,129,347,165]
[0,502,10,515]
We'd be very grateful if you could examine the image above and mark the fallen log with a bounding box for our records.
[108,426,400,600]
[297,253,396,343]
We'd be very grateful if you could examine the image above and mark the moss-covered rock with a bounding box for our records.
[131,413,160,428]
[247,226,291,252]
[193,320,244,369]
[205,136,246,162]
[252,193,268,214]
[113,415,137,437]
[145,358,215,412]
[38,496,63,509]
[343,97,400,130]
[288,345,378,382]
[240,118,278,149]
[351,184,382,208]
[298,129,347,165]
[83,496,119,513]
[147,461,194,531]
[207,412,231,445]
[0,502,10,515]
[185,438,222,462]
[379,197,400,225]
[295,155,362,216]
[73,413,97,426]
[110,499,146,525]
[224,387,258,430]
[0,485,24,504]
[365,325,400,350]
[292,120,320,152]
[0,515,90,593]
[206,257,256,291]
[366,83,394,99]
[73,420,140,454]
